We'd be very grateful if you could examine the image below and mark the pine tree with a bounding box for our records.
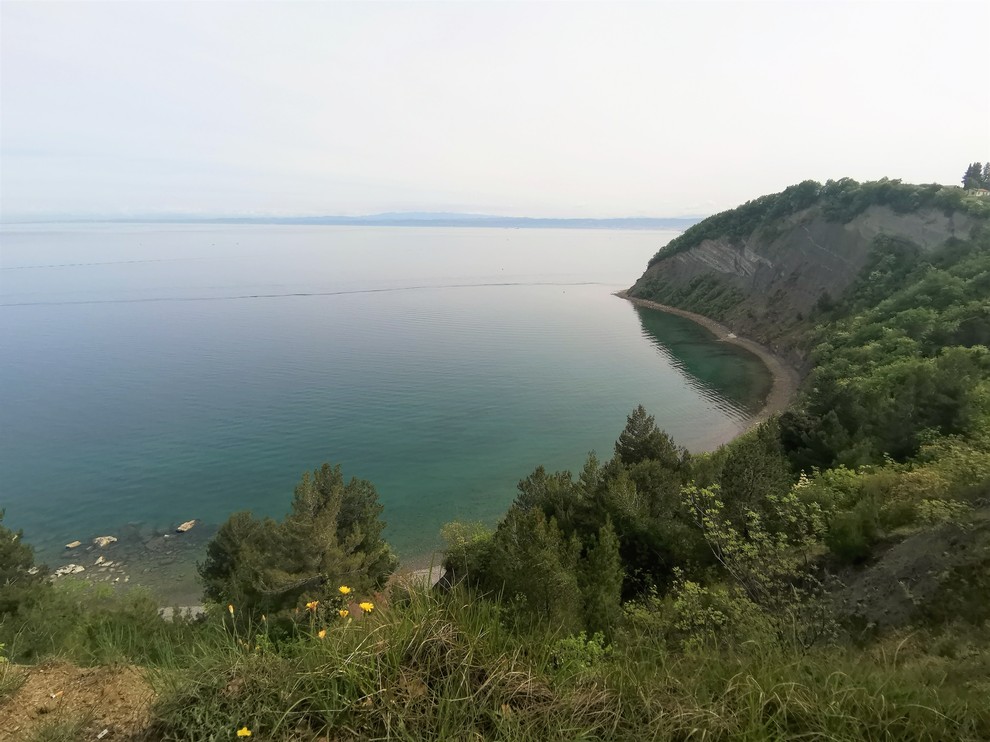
[614,405,681,468]
[198,463,397,618]
[962,162,983,189]
[486,506,582,630]
[579,519,624,638]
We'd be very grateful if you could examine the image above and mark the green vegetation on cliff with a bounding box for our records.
[782,228,990,469]
[631,173,990,356]
[649,177,990,266]
[2,179,990,740]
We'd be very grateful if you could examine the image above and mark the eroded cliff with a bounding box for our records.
[628,180,988,364]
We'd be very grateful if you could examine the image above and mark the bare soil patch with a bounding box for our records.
[0,661,153,741]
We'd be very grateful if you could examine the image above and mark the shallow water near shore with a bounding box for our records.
[0,224,769,603]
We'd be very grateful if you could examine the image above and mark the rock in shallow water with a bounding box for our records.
[93,536,117,548]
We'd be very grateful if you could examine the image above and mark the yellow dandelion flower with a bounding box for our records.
[318,628,327,639]
[338,609,349,618]
[236,726,252,737]
[228,604,234,615]
[338,585,352,595]
[359,601,374,613]
[305,600,319,612]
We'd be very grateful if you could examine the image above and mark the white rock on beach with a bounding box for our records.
[54,564,85,577]
[176,520,197,533]
[93,535,118,548]
[65,540,82,549]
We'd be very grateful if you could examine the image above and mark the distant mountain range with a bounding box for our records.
[8,212,703,230]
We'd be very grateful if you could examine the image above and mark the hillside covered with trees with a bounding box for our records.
[2,176,990,740]
[629,177,990,361]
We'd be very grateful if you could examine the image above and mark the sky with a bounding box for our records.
[1,0,988,220]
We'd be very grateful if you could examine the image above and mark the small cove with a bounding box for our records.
[0,224,770,602]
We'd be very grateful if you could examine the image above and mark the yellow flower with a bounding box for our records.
[358,601,374,613]
[338,585,352,595]
[318,628,327,639]
[236,726,252,737]
[338,609,349,618]
[228,604,234,615]
[305,600,319,612]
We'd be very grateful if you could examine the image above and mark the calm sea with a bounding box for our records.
[0,224,768,600]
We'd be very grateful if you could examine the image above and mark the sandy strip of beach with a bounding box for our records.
[615,291,801,430]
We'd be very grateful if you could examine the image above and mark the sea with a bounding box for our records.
[0,223,769,602]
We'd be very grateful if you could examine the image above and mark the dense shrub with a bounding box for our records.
[198,463,397,621]
[0,510,47,617]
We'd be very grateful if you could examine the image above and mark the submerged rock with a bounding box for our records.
[93,536,118,548]
[65,540,82,549]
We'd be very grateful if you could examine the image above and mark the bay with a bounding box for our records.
[0,224,769,599]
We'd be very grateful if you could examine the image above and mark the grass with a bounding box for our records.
[22,714,96,742]
[143,590,989,741]
[0,659,25,703]
[3,581,990,740]
[148,591,612,740]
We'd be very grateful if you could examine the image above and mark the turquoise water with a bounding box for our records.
[0,224,768,598]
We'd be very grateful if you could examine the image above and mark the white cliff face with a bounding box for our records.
[630,205,980,354]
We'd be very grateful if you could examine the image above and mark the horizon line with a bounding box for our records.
[1,211,706,227]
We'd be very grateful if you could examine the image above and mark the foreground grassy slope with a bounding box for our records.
[1,582,988,740]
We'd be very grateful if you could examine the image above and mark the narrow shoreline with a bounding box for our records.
[615,290,801,431]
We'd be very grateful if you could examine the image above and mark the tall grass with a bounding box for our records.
[0,655,25,703]
[3,580,988,740]
[149,589,617,740]
[147,587,989,741]
[0,579,206,668]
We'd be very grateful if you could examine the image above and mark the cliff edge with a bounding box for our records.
[628,179,989,367]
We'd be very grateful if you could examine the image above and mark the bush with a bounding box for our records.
[0,579,191,664]
[440,520,493,582]
[198,463,397,621]
[825,508,876,563]
[0,510,48,617]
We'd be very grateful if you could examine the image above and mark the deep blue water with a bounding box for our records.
[0,224,768,596]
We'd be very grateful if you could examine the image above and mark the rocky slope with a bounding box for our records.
[628,181,988,366]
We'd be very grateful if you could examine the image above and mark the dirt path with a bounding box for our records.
[0,661,154,741]
[615,291,801,430]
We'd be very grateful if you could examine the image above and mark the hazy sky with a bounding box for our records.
[2,1,988,219]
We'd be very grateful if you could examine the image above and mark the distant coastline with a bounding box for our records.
[615,291,801,430]
[2,213,703,230]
